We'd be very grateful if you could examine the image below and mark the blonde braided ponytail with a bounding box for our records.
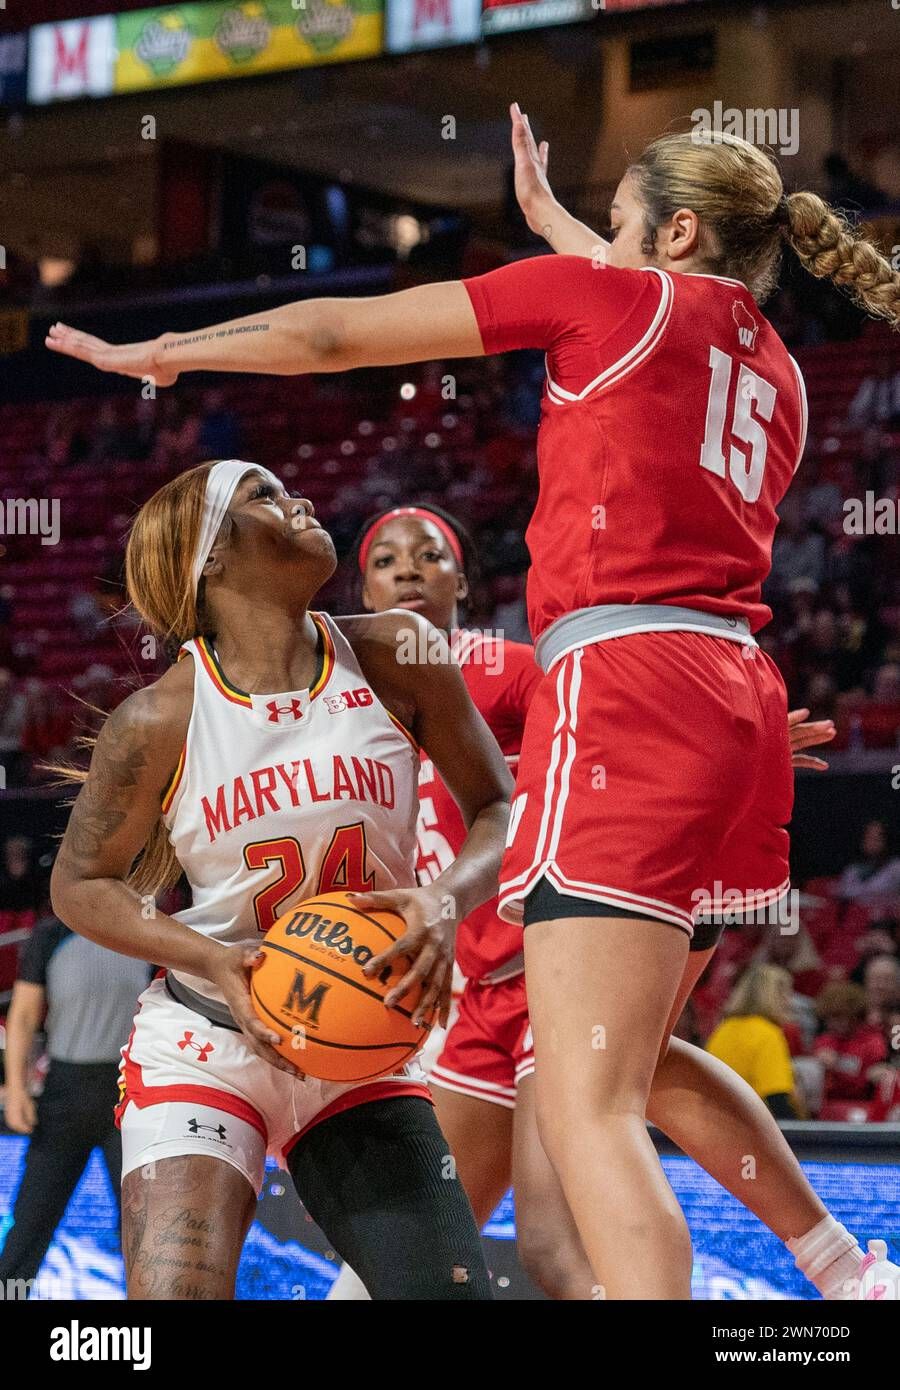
[784,192,900,327]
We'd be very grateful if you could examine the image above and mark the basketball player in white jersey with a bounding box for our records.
[50,460,513,1300]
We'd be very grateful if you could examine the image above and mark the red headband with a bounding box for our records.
[358,506,464,573]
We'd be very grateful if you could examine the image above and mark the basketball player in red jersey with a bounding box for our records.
[329,509,840,1304]
[50,461,513,1300]
[49,120,900,1299]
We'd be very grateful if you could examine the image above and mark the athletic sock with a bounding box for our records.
[787,1215,864,1299]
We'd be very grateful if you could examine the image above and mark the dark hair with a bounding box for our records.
[351,502,480,593]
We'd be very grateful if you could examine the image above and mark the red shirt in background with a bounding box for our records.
[814,1025,888,1100]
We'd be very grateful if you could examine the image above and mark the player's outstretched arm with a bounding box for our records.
[47,279,486,385]
[510,101,609,260]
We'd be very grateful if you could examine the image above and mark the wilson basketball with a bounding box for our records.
[250,891,432,1082]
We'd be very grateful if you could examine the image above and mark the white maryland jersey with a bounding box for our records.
[162,612,420,1004]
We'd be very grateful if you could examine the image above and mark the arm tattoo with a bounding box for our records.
[59,696,153,875]
[162,323,270,352]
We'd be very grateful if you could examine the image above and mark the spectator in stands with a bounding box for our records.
[801,460,844,530]
[769,505,826,600]
[855,427,897,496]
[847,358,900,430]
[43,402,88,468]
[198,387,242,459]
[0,667,27,786]
[832,582,883,681]
[705,964,802,1119]
[863,954,900,1041]
[67,587,105,643]
[814,981,888,1106]
[872,662,900,707]
[847,664,900,749]
[86,399,128,467]
[0,913,150,1290]
[850,920,899,989]
[805,671,838,723]
[0,836,42,917]
[119,396,157,463]
[20,678,74,767]
[753,920,824,1047]
[151,398,201,468]
[792,606,865,700]
[838,820,900,905]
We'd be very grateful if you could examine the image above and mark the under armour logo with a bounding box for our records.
[732,300,759,352]
[177,1031,214,1061]
[266,699,305,724]
[187,1117,226,1138]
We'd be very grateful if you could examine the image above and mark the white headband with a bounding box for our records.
[191,459,282,598]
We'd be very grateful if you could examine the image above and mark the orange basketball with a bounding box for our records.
[250,891,432,1082]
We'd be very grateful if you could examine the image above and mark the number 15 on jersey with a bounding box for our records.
[700,346,778,504]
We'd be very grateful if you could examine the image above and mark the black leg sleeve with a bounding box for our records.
[287,1097,492,1301]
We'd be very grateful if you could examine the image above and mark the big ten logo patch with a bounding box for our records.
[324,688,374,715]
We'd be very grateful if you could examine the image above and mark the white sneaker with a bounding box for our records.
[855,1240,900,1300]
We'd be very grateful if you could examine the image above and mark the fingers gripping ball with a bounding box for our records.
[250,892,433,1081]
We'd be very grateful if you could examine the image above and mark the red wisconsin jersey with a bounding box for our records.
[464,257,807,639]
[415,631,542,980]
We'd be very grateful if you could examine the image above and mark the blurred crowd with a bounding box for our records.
[4,328,899,782]
[677,817,900,1122]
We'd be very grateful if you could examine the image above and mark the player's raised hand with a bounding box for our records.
[787,707,836,770]
[350,884,454,1028]
[510,101,555,235]
[46,322,178,387]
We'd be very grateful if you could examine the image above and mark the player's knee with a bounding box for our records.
[516,1213,589,1300]
[534,1085,646,1160]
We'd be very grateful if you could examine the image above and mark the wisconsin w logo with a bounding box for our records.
[284,971,329,1025]
[732,301,759,352]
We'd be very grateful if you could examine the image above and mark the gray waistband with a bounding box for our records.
[534,604,756,674]
[166,973,240,1030]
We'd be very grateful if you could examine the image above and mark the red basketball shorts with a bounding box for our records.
[430,973,534,1108]
[497,631,793,938]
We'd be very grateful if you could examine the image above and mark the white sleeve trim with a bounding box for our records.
[545,268,674,405]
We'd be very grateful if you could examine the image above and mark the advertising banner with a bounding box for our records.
[481,0,596,35]
[386,0,481,54]
[114,0,383,93]
[27,16,116,105]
